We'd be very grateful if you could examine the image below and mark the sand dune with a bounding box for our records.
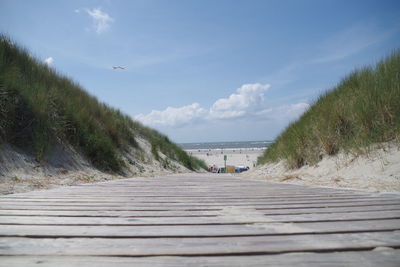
[240,144,400,192]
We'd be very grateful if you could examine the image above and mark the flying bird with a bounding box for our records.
[112,66,125,70]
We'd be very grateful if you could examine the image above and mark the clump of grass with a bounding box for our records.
[258,51,400,169]
[0,35,205,172]
[131,123,207,171]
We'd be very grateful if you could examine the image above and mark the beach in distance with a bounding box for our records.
[181,141,400,192]
[179,141,268,169]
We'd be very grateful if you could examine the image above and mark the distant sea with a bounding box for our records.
[178,141,272,151]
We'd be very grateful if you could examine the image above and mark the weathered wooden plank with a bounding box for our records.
[18,195,392,201]
[0,189,375,194]
[1,232,400,256]
[0,209,222,217]
[260,205,400,214]
[0,198,391,206]
[1,250,400,267]
[0,192,377,198]
[2,173,400,265]
[1,204,399,217]
[1,197,397,206]
[0,198,390,207]
[4,185,378,192]
[0,219,399,237]
[2,201,399,212]
[5,178,381,196]
[0,193,376,202]
[0,210,399,225]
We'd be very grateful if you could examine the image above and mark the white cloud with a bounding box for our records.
[209,83,270,119]
[44,57,54,66]
[86,8,113,34]
[135,99,310,129]
[135,103,207,127]
[134,83,309,128]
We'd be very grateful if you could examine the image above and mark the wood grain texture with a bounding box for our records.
[1,173,399,265]
[0,251,400,267]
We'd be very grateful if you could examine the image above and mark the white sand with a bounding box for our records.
[189,149,264,169]
[3,139,399,194]
[240,143,400,192]
[0,137,190,195]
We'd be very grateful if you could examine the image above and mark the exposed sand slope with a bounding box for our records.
[240,144,400,192]
[0,137,190,195]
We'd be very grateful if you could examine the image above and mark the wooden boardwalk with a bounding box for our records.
[0,173,400,266]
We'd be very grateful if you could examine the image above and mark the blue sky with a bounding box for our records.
[1,0,399,143]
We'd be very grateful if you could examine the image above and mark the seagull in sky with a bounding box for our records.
[112,66,125,70]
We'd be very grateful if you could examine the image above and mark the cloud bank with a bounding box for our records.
[135,83,309,128]
[135,103,207,127]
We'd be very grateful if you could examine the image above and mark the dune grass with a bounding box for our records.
[0,36,206,172]
[258,51,400,169]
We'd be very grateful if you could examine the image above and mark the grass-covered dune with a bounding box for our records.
[0,36,206,173]
[258,51,400,169]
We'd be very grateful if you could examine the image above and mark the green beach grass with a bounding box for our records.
[258,51,400,169]
[0,36,206,173]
